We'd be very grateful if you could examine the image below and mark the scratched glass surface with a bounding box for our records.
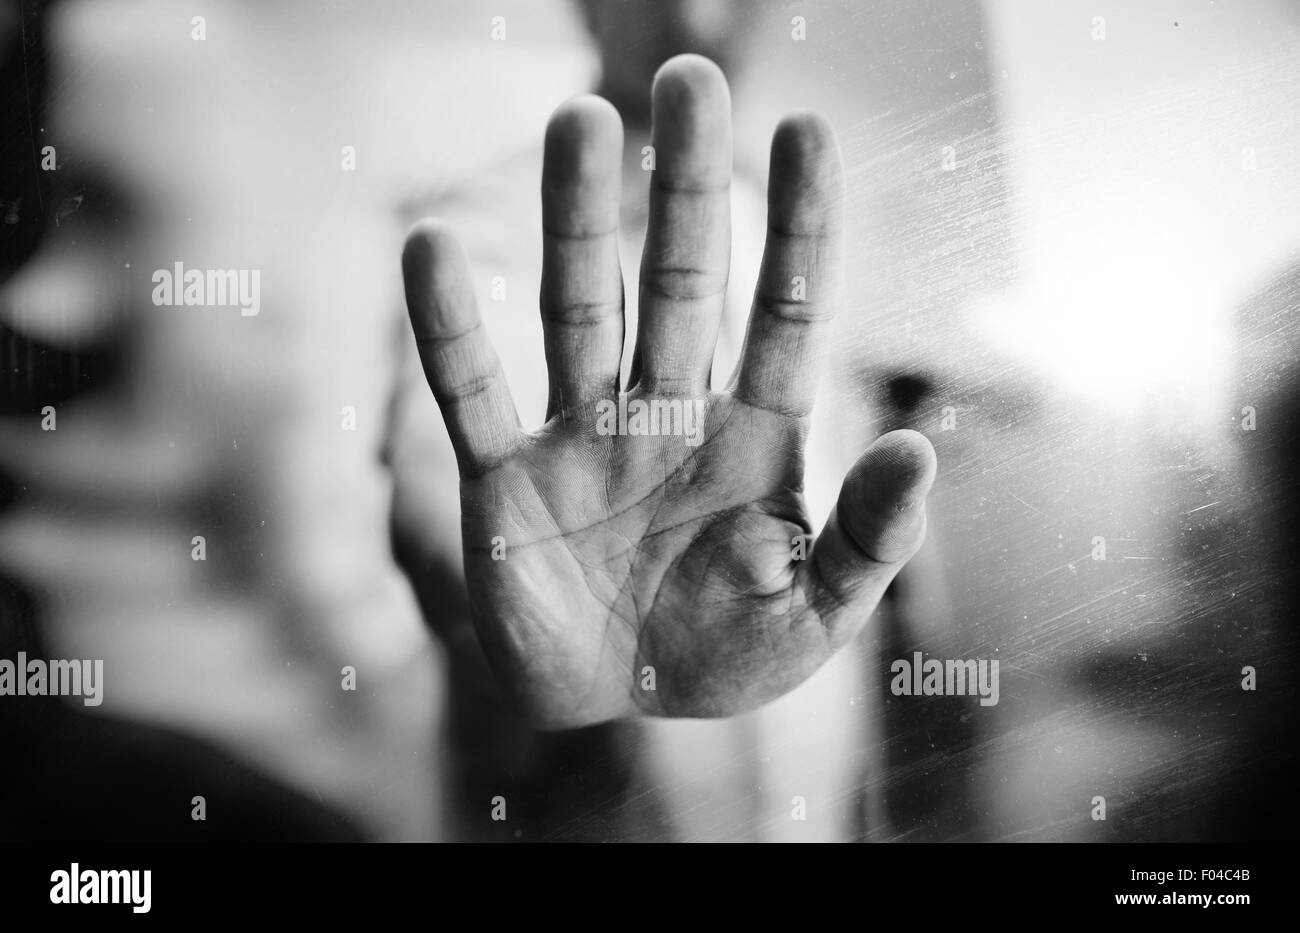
[0,0,1295,841]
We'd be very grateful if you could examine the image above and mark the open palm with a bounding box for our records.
[402,55,935,728]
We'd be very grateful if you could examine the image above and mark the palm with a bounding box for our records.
[404,56,935,728]
[467,394,815,723]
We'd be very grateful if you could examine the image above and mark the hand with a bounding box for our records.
[401,54,936,728]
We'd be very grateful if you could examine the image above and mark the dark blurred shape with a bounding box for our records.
[1230,256,1300,841]
[885,373,933,414]
[0,0,48,278]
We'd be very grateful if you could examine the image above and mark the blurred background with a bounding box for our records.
[1,0,1296,841]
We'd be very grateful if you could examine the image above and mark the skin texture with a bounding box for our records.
[402,55,936,728]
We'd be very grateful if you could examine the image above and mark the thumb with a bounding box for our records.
[802,429,937,646]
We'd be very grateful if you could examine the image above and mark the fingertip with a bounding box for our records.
[401,219,477,339]
[768,112,844,234]
[772,112,840,165]
[543,95,625,237]
[873,429,937,478]
[545,94,625,163]
[867,429,938,507]
[837,429,936,563]
[650,55,733,180]
[652,53,730,108]
[402,218,459,270]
